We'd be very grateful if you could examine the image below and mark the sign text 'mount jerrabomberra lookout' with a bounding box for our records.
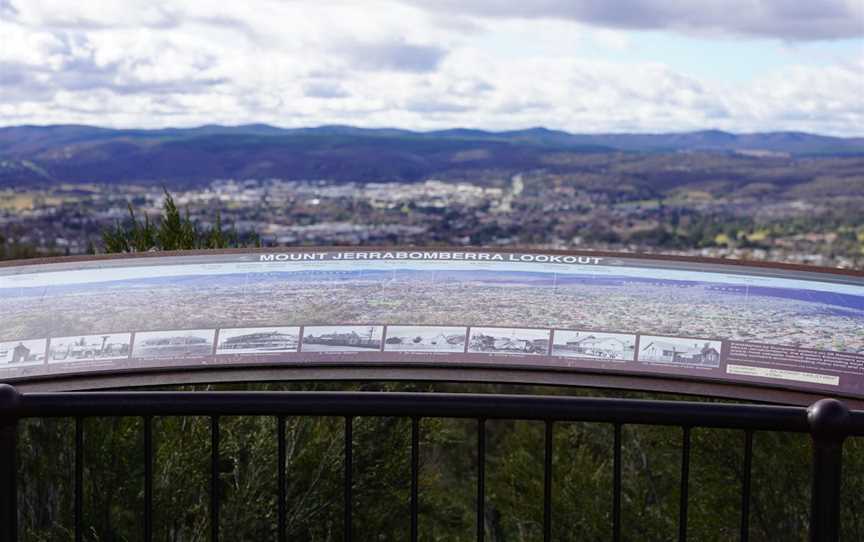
[0,248,862,404]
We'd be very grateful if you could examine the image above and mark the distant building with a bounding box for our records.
[531,338,550,351]
[143,336,208,347]
[12,343,32,364]
[692,344,721,364]
[221,331,297,350]
[641,341,720,365]
[52,336,130,361]
[304,331,380,348]
[559,335,631,359]
[394,333,465,346]
[471,334,545,353]
[136,334,213,358]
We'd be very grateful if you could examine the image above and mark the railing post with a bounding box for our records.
[0,384,22,542]
[807,398,849,542]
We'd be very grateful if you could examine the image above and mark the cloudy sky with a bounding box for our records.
[1,0,862,134]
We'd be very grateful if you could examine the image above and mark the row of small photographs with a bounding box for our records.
[0,328,269,366]
[461,327,721,369]
[333,326,723,369]
[0,325,723,368]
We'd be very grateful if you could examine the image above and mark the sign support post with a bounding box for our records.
[807,398,849,542]
[0,384,21,542]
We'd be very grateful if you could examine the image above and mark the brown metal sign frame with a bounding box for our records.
[1,247,862,407]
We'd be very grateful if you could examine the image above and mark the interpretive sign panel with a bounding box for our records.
[1,248,862,400]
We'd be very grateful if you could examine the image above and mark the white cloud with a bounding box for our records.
[589,29,632,51]
[0,0,861,135]
[9,0,181,29]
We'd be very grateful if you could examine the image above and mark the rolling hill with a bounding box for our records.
[0,124,862,186]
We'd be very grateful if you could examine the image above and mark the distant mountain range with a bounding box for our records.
[1,124,862,186]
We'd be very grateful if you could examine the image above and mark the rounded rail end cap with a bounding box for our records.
[0,383,21,423]
[807,398,850,442]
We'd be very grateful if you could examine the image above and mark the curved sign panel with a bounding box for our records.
[1,249,863,403]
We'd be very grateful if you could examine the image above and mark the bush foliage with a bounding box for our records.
[101,189,259,253]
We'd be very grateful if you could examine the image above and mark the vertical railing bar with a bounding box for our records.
[613,423,622,542]
[543,420,553,542]
[678,426,691,542]
[75,416,83,542]
[740,430,753,542]
[0,388,19,542]
[344,416,353,542]
[807,399,848,542]
[411,416,420,542]
[278,416,286,542]
[477,418,486,542]
[144,415,153,542]
[210,416,220,542]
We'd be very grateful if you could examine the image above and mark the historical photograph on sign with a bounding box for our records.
[301,325,383,352]
[384,326,467,353]
[638,335,723,368]
[216,327,300,355]
[0,338,47,366]
[468,327,550,355]
[132,329,216,359]
[552,330,636,361]
[48,333,132,363]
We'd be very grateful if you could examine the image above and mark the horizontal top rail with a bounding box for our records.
[2,389,864,436]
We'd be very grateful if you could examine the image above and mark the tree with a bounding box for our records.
[101,189,259,253]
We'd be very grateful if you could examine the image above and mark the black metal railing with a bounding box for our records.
[1,384,862,542]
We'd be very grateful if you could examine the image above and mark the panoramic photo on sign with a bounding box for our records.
[1,249,862,400]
